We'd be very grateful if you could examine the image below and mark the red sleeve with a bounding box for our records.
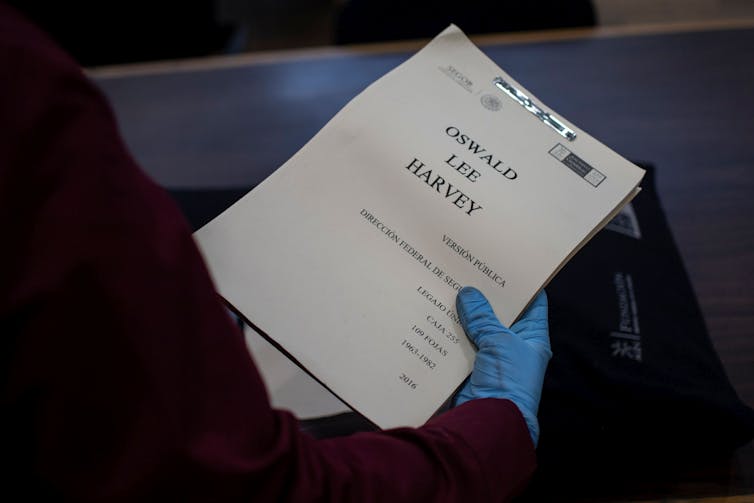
[0,4,536,502]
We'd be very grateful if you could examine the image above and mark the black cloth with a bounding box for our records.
[525,163,754,500]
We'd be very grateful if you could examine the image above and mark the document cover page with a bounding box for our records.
[195,25,644,429]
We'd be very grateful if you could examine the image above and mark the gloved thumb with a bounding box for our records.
[456,286,513,348]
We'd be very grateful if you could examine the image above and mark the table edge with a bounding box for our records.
[88,18,754,79]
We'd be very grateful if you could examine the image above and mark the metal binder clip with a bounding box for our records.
[493,77,577,141]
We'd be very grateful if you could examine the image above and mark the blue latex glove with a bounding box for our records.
[454,287,551,446]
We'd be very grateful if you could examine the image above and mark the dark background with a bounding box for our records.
[8,0,597,66]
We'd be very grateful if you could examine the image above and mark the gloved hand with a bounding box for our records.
[454,287,551,446]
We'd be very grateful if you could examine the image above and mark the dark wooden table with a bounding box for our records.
[92,21,754,502]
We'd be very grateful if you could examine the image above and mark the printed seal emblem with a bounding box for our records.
[480,93,502,111]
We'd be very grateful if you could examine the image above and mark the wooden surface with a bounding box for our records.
[91,23,754,500]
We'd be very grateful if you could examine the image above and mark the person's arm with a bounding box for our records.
[0,5,537,501]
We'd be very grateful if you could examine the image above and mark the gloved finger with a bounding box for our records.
[456,286,512,349]
[511,290,550,350]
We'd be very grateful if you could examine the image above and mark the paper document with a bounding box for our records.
[243,324,351,418]
[196,25,644,429]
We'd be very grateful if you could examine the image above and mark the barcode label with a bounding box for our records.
[549,143,606,187]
